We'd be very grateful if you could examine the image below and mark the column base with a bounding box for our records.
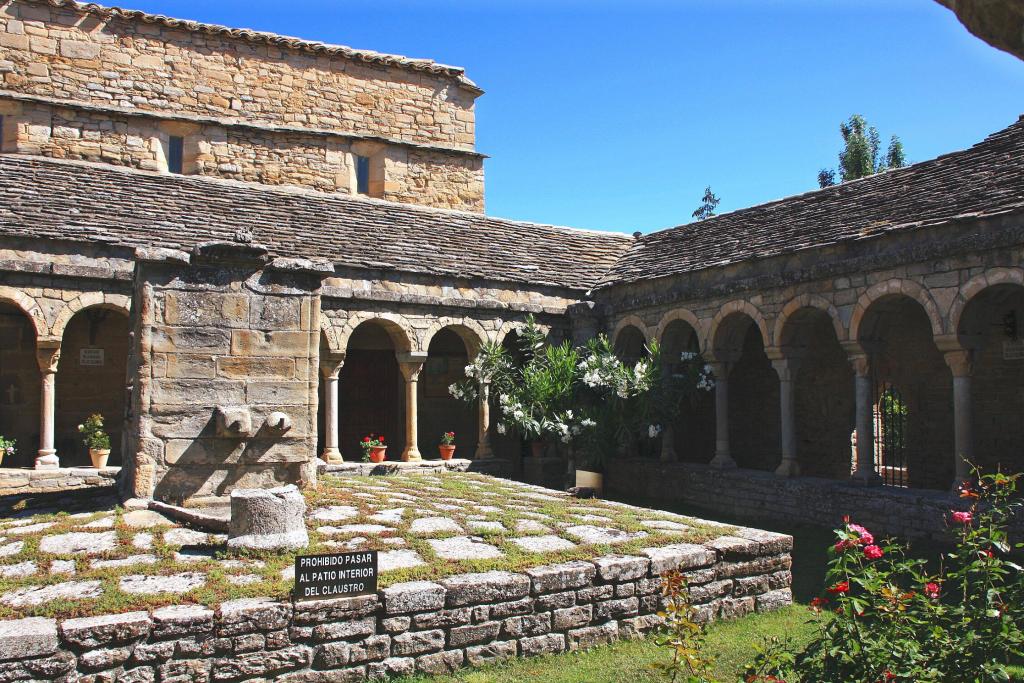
[709,452,737,469]
[775,458,800,477]
[321,448,343,465]
[851,468,883,486]
[402,448,422,462]
[35,450,59,470]
[475,443,494,460]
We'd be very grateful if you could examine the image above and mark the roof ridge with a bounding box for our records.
[31,0,483,93]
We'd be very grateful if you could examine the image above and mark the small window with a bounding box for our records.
[355,155,370,195]
[167,135,184,174]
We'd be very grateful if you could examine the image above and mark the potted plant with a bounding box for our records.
[360,434,386,463]
[439,431,456,460]
[0,436,14,466]
[78,413,110,468]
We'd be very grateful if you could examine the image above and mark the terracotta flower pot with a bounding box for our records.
[368,446,387,463]
[575,469,604,494]
[89,448,110,469]
[530,441,547,458]
[438,444,456,460]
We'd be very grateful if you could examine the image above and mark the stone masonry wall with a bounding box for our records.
[1,99,485,211]
[0,534,793,682]
[0,0,479,149]
[127,247,322,503]
[605,459,1024,543]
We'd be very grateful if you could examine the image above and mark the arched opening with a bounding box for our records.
[714,313,779,470]
[957,283,1024,474]
[614,325,646,366]
[337,320,406,461]
[778,307,854,478]
[858,295,952,489]
[420,327,478,459]
[0,302,39,468]
[56,307,130,466]
[660,319,714,462]
[492,329,526,460]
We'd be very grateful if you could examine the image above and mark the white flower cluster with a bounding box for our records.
[448,383,477,401]
[578,352,633,397]
[679,352,715,392]
[648,424,663,438]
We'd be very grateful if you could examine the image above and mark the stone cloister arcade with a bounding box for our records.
[0,286,131,470]
[606,267,1024,493]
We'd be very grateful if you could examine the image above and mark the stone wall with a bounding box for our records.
[1,98,485,211]
[0,534,792,682]
[126,245,323,503]
[0,465,117,496]
[0,0,478,150]
[604,458,1024,543]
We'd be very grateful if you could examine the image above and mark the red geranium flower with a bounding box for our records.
[827,581,850,594]
[362,436,371,443]
[379,436,385,443]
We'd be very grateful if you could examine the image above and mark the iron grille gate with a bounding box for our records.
[872,379,909,487]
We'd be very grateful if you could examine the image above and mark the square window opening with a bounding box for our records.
[355,155,370,195]
[167,135,184,174]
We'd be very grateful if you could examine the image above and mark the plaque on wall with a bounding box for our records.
[1003,340,1024,361]
[79,348,105,367]
[294,550,378,600]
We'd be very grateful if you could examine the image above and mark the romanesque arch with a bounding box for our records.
[856,292,952,489]
[772,294,846,348]
[613,318,647,366]
[419,318,488,356]
[655,308,705,352]
[948,267,1024,334]
[659,313,713,462]
[0,296,41,468]
[336,313,414,355]
[0,286,47,342]
[50,292,131,340]
[420,325,479,458]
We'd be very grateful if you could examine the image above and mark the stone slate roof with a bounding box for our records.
[0,155,633,292]
[33,0,482,92]
[599,115,1024,287]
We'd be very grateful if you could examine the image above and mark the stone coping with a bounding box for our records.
[0,466,119,497]
[318,459,474,477]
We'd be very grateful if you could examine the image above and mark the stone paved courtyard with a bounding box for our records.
[0,471,738,620]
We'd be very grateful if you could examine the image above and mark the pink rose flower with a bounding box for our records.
[951,511,973,525]
[863,544,884,560]
[925,582,940,599]
[848,523,874,545]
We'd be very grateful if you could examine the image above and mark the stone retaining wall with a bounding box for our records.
[0,467,118,497]
[0,531,792,681]
[605,459,1023,543]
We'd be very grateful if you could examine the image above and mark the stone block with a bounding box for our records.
[440,571,530,607]
[756,588,793,612]
[230,329,311,357]
[411,607,471,629]
[312,616,376,642]
[567,621,618,651]
[733,575,769,597]
[379,616,411,633]
[717,596,756,620]
[245,380,309,405]
[0,617,58,661]
[415,649,463,675]
[79,645,132,671]
[381,581,445,614]
[314,641,351,669]
[689,579,733,603]
[536,590,576,610]
[59,39,101,59]
[705,536,763,561]
[643,543,717,574]
[211,645,311,680]
[60,611,152,648]
[217,356,295,379]
[592,555,650,582]
[24,651,76,678]
[502,612,551,638]
[732,528,794,555]
[348,635,390,663]
[392,629,444,656]
[620,614,663,639]
[526,560,596,594]
[520,633,566,657]
[465,640,518,667]
[217,598,291,636]
[553,604,592,630]
[487,597,534,619]
[576,584,613,602]
[448,621,500,647]
[594,597,639,621]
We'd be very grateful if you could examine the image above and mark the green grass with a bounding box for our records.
[394,605,816,683]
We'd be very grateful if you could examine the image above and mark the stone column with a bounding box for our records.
[659,424,677,462]
[847,351,881,485]
[319,353,346,464]
[35,342,61,470]
[398,354,426,462]
[772,357,801,477]
[943,349,974,486]
[475,382,494,459]
[709,361,736,468]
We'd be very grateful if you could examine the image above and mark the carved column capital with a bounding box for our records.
[397,353,428,382]
[319,352,346,380]
[36,342,61,374]
[943,349,974,378]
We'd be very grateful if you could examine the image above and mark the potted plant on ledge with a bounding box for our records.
[360,434,387,463]
[439,431,456,460]
[78,413,110,469]
[0,436,14,467]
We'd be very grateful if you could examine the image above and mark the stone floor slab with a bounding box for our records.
[1,580,102,607]
[379,549,426,572]
[409,517,464,535]
[119,573,206,595]
[510,535,577,553]
[39,531,117,555]
[563,525,648,545]
[427,536,504,560]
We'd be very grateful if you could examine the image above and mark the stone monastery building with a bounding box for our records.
[0,0,1022,533]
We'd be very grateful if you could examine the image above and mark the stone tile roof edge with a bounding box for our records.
[32,0,484,94]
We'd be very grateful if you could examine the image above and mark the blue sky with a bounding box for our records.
[124,0,1023,233]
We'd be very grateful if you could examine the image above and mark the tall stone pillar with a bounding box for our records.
[772,357,801,477]
[398,354,426,462]
[476,382,494,459]
[943,349,974,486]
[846,349,881,485]
[35,341,61,470]
[319,353,346,464]
[709,361,736,468]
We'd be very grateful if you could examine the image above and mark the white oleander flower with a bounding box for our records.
[648,424,663,438]
[496,422,507,435]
